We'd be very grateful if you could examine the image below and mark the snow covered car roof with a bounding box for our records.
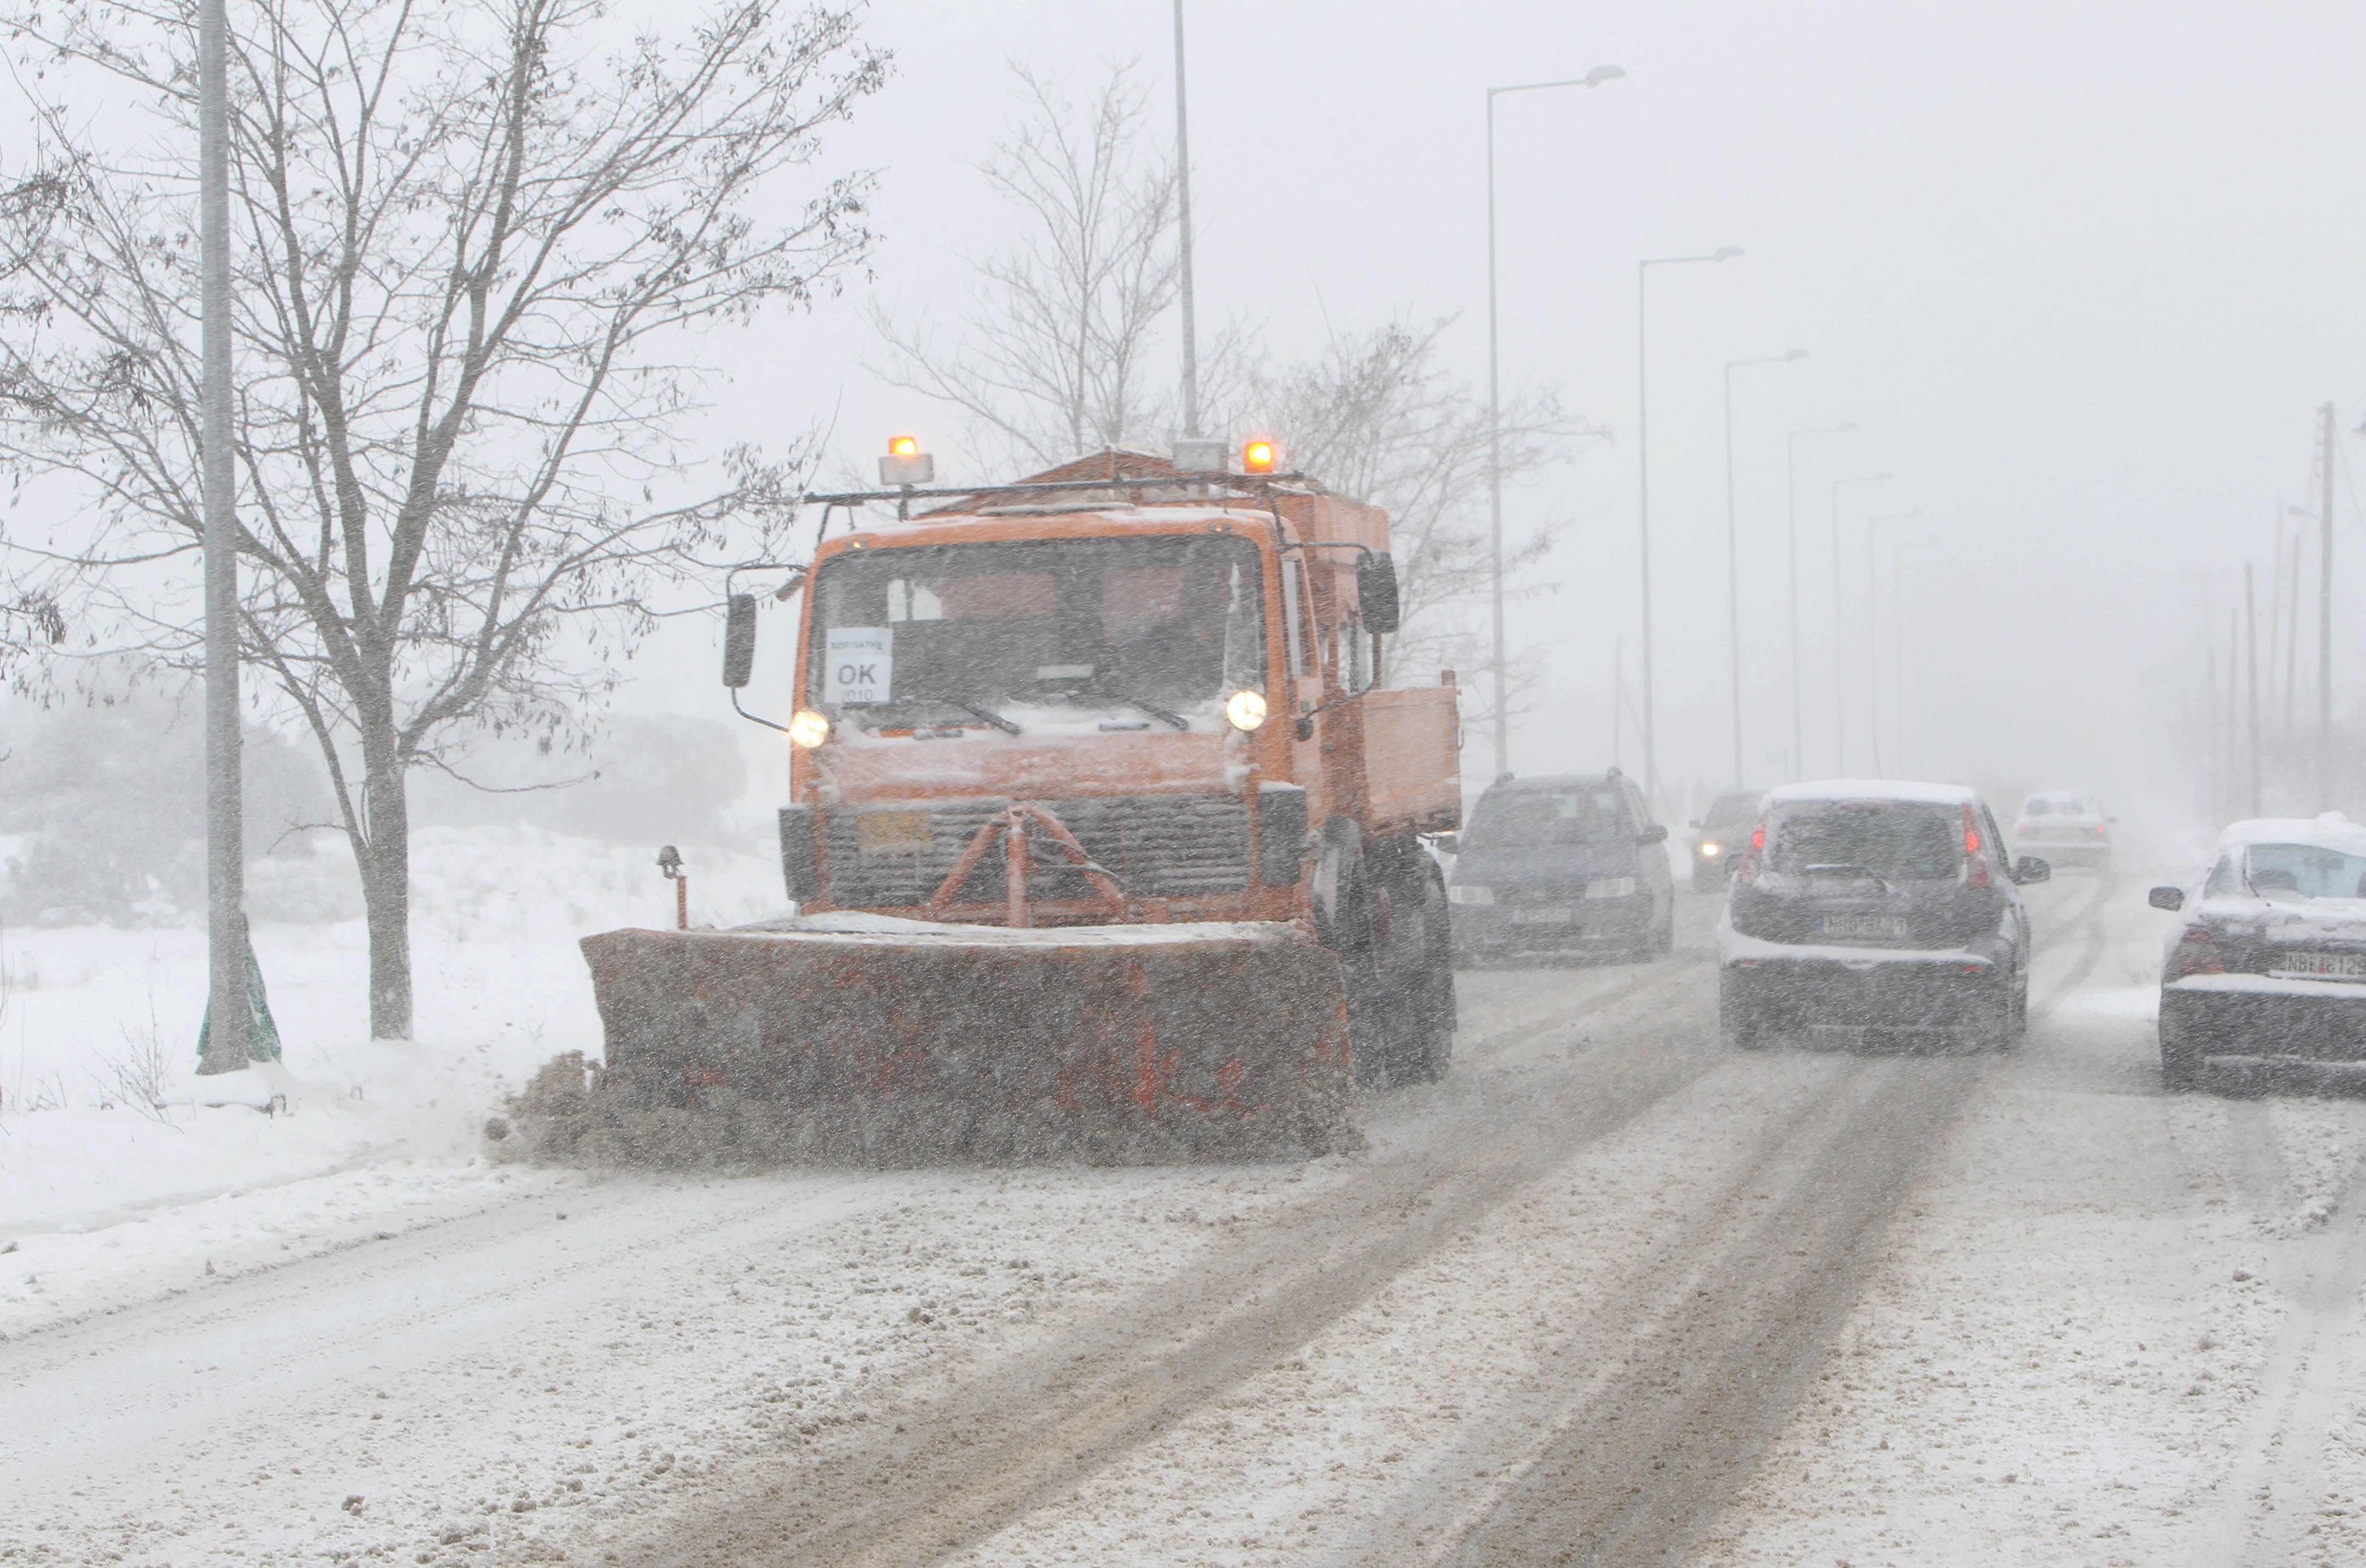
[1763,778,1978,808]
[2214,813,2366,858]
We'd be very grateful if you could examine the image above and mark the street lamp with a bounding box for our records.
[1485,64,1624,783]
[1637,245,1743,806]
[1863,510,1921,775]
[1829,472,1892,774]
[1785,425,1854,782]
[1722,349,1807,786]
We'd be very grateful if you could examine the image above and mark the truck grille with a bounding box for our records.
[826,794,1253,910]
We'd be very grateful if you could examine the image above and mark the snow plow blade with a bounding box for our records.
[534,918,1357,1167]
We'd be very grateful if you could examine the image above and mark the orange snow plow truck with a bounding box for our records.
[569,447,1461,1164]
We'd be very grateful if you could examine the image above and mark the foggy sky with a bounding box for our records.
[658,0,2366,818]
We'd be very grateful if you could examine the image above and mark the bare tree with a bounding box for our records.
[1242,318,1599,706]
[0,0,886,1038]
[866,62,1183,470]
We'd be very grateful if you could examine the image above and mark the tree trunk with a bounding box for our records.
[358,735,413,1041]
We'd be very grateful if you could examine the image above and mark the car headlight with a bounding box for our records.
[1449,885,1494,906]
[1584,877,1637,899]
[787,709,831,749]
[1699,840,1723,858]
[1224,689,1268,731]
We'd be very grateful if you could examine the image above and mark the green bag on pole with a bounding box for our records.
[197,914,283,1064]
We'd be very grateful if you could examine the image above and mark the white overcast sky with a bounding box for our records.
[672,0,2366,814]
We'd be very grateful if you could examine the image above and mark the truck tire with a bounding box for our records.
[1396,861,1456,1084]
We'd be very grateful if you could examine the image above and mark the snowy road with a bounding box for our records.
[11,873,2366,1566]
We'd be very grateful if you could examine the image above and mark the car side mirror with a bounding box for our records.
[722,593,758,690]
[2148,885,2185,911]
[1434,832,1460,856]
[1355,552,1400,635]
[2012,856,2050,885]
[1638,824,1669,847]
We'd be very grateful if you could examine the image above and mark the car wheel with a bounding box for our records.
[2160,1023,2203,1092]
[1971,982,2015,1052]
[2010,967,2029,1041]
[1720,975,1763,1050]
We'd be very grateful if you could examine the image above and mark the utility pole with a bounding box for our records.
[1171,0,1199,441]
[198,0,249,1073]
[2247,563,2263,818]
[1721,350,1805,787]
[2320,402,2336,811]
[1785,424,1854,782]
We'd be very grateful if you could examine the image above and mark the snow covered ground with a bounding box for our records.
[0,825,784,1337]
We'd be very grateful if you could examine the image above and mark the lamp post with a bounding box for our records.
[1722,349,1807,786]
[1886,536,1944,776]
[1863,510,1921,776]
[1637,246,1743,806]
[1484,65,1624,782]
[1783,425,1854,782]
[1829,472,1892,775]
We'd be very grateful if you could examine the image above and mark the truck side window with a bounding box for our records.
[1280,557,1309,681]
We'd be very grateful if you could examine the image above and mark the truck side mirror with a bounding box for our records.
[2148,885,2185,911]
[1637,824,1669,847]
[1357,552,1400,635]
[722,593,758,689]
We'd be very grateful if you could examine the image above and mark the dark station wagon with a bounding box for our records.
[1718,780,2049,1049]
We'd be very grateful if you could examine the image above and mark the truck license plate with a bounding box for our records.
[2274,951,2366,980]
[1818,913,1909,939]
[1511,905,1576,925]
[856,811,933,856]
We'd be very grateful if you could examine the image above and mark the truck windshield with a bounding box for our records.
[806,534,1267,715]
[1768,800,1961,880]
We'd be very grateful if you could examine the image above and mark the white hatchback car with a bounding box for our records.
[2013,789,2113,871]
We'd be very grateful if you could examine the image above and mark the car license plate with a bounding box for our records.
[1511,905,1576,925]
[1818,913,1909,939]
[2273,951,2366,980]
[856,811,933,856]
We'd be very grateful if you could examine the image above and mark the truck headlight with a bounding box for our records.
[1449,885,1494,906]
[788,709,831,749]
[1584,877,1636,899]
[1224,689,1268,731]
[1699,840,1723,858]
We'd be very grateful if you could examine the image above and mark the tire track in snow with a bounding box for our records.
[625,914,1730,1568]
[1352,869,2119,1567]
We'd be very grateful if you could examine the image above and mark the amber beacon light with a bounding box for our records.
[1241,438,1277,474]
[880,434,934,487]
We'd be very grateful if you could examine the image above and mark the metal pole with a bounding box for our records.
[1637,261,1654,805]
[1783,425,1851,784]
[1721,352,1803,787]
[1721,372,1754,788]
[2321,401,2336,810]
[1612,635,1623,769]
[1483,71,1622,784]
[1830,481,1846,776]
[1172,0,1198,440]
[2248,562,2263,817]
[1826,473,1889,776]
[1486,92,1505,781]
[198,0,249,1074]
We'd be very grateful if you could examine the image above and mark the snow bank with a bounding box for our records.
[0,823,785,1326]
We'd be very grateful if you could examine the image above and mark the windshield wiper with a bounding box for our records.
[1079,683,1189,731]
[1800,862,1893,894]
[956,701,1022,735]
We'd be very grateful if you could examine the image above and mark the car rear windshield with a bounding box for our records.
[1767,800,1961,881]
[1466,785,1629,849]
[2244,843,2366,901]
[2024,794,2092,816]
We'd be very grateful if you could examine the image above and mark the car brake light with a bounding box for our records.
[1735,814,1769,884]
[1962,803,1991,889]
[2169,927,2224,978]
